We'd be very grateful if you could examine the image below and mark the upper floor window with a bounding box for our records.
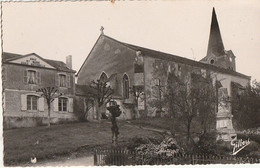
[58,97,68,112]
[27,95,38,110]
[123,74,129,99]
[59,74,66,87]
[56,73,71,88]
[24,69,41,84]
[28,70,36,84]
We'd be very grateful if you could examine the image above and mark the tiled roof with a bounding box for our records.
[103,35,250,80]
[3,52,76,73]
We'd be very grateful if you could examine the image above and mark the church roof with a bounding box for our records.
[3,52,76,73]
[101,35,250,80]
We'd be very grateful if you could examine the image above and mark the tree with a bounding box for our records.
[36,87,61,128]
[130,85,144,118]
[149,78,166,117]
[164,72,217,149]
[107,101,122,144]
[88,74,116,120]
[232,80,260,130]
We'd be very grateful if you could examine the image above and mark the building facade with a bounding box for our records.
[76,8,250,141]
[3,52,77,129]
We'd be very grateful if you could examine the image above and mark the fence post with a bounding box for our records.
[94,149,97,166]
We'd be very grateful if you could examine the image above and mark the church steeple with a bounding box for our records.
[207,7,225,56]
[200,8,236,71]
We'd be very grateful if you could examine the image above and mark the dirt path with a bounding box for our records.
[34,155,94,166]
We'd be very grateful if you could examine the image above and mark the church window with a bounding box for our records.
[210,59,215,64]
[122,74,129,99]
[100,72,108,82]
[99,72,111,87]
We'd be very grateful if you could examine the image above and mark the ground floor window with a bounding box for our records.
[59,98,68,112]
[27,95,38,110]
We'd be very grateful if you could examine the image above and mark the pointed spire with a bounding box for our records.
[207,7,225,56]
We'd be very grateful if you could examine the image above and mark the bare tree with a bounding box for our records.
[36,87,62,128]
[88,74,116,120]
[130,85,144,118]
[107,101,122,144]
[165,72,217,146]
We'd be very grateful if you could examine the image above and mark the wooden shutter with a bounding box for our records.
[68,98,73,113]
[39,97,44,111]
[2,67,6,81]
[55,74,59,87]
[21,94,27,110]
[37,71,41,85]
[66,74,71,88]
[53,98,59,112]
[24,70,28,83]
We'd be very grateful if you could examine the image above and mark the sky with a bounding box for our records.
[2,0,260,81]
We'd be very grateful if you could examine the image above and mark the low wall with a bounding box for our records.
[3,116,78,129]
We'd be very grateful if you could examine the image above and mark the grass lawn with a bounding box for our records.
[3,121,162,166]
[130,117,174,130]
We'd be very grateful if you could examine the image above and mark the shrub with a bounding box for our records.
[134,136,183,165]
[194,132,218,155]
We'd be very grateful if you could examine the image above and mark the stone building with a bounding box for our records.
[76,8,250,141]
[3,52,77,129]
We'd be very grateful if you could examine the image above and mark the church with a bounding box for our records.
[76,8,250,141]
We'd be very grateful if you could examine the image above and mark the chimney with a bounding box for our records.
[66,55,72,69]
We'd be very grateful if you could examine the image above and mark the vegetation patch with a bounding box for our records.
[3,121,161,166]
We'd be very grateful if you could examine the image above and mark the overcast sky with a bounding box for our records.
[2,0,260,81]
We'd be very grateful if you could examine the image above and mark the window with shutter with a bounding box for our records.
[66,74,70,88]
[3,67,7,81]
[37,71,41,84]
[58,97,68,112]
[53,98,59,112]
[24,70,28,83]
[68,98,73,113]
[28,70,37,84]
[27,95,38,110]
[39,97,44,111]
[55,74,59,87]
[21,94,27,110]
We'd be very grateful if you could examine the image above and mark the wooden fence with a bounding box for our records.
[94,148,260,166]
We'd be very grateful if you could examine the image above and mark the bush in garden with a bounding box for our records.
[194,132,218,155]
[134,136,183,164]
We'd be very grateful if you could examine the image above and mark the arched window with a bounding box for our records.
[122,74,129,99]
[99,72,108,83]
